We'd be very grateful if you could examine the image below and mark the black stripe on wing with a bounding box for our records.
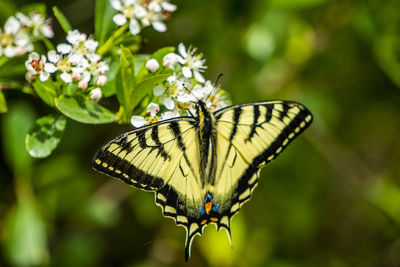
[92,149,165,191]
[214,100,313,223]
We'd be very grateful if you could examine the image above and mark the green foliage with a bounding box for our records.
[33,80,57,107]
[4,198,48,266]
[0,90,7,113]
[95,0,117,46]
[52,6,72,33]
[55,95,117,124]
[25,114,67,158]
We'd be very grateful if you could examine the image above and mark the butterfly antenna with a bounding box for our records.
[182,82,199,103]
[206,73,223,101]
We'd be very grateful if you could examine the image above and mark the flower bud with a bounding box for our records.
[146,59,160,72]
[90,87,102,101]
[96,75,107,87]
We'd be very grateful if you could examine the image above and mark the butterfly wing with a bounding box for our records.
[92,117,208,253]
[210,101,313,236]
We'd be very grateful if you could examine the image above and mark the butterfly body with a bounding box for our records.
[92,100,312,260]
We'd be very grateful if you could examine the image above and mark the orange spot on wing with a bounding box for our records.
[201,219,207,225]
[210,217,218,222]
[205,202,212,214]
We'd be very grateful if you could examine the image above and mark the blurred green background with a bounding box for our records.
[1,0,400,266]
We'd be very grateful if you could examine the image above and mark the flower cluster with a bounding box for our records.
[25,30,109,101]
[0,12,53,58]
[131,43,230,127]
[111,0,177,35]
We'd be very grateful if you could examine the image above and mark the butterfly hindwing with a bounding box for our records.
[211,101,313,229]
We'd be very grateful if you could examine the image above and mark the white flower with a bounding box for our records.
[176,43,207,83]
[113,14,127,26]
[44,63,57,73]
[161,109,180,120]
[41,24,54,38]
[167,74,176,84]
[110,0,176,35]
[131,115,146,128]
[14,31,30,47]
[153,84,165,96]
[90,88,103,101]
[47,50,60,63]
[4,16,20,34]
[160,95,175,110]
[87,53,101,63]
[39,72,50,82]
[67,29,86,45]
[60,72,72,83]
[57,43,72,54]
[25,52,45,74]
[163,53,178,68]
[145,58,159,72]
[15,13,31,27]
[176,92,196,104]
[84,39,99,52]
[129,19,140,35]
[110,0,122,10]
[147,102,160,117]
[4,46,16,57]
[152,21,167,32]
[161,1,177,12]
[96,75,107,86]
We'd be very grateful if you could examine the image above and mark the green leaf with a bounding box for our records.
[268,0,328,9]
[25,114,67,158]
[52,6,72,33]
[131,74,170,110]
[0,63,27,77]
[0,90,7,113]
[95,0,117,46]
[118,46,136,113]
[101,59,120,97]
[55,95,117,124]
[4,200,47,266]
[2,102,35,176]
[0,1,17,21]
[134,54,150,75]
[33,79,57,107]
[21,3,47,15]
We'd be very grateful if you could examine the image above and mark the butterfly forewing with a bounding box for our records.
[212,101,313,221]
[92,117,205,217]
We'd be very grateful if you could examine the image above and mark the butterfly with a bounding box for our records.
[92,99,312,260]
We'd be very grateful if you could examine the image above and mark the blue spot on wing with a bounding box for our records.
[199,207,205,216]
[212,204,220,213]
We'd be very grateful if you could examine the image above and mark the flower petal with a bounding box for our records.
[60,72,72,83]
[129,19,140,35]
[113,14,127,26]
[193,70,205,83]
[182,66,192,78]
[44,63,57,73]
[39,72,50,82]
[131,115,146,128]
[152,21,167,32]
[178,43,187,58]
[153,84,165,96]
[110,0,122,10]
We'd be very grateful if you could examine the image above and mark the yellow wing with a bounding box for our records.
[92,118,205,231]
[211,101,313,233]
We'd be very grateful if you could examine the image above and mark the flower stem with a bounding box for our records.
[97,24,129,56]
